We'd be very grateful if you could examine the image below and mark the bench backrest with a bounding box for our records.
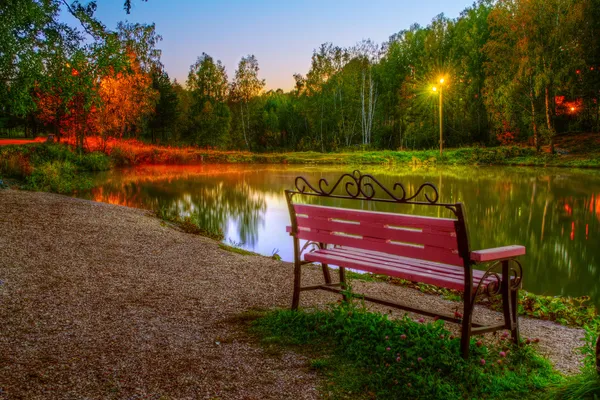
[291,204,464,266]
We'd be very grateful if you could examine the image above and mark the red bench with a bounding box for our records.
[285,170,525,358]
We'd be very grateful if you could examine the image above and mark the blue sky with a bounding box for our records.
[62,0,474,90]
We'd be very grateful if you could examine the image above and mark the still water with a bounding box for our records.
[81,164,600,306]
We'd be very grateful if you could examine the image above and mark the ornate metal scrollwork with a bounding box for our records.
[293,170,439,204]
[299,240,321,257]
[471,259,523,303]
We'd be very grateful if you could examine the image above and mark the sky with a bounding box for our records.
[62,0,474,90]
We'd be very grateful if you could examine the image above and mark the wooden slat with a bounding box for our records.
[296,216,458,250]
[294,204,457,231]
[305,251,472,291]
[295,229,463,266]
[323,248,494,283]
[470,245,526,262]
[305,249,495,289]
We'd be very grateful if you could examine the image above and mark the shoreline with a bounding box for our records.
[1,139,600,170]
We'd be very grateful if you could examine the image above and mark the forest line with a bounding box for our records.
[2,0,600,153]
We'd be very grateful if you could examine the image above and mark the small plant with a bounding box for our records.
[271,248,281,261]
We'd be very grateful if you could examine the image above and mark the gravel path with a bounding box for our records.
[0,189,585,399]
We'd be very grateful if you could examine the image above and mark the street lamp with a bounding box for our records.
[432,77,446,156]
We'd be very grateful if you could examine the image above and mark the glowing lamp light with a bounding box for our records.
[439,78,445,84]
[432,86,437,92]
[570,107,576,112]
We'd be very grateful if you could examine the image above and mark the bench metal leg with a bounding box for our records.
[318,243,332,285]
[460,296,472,359]
[321,263,332,285]
[510,286,521,345]
[291,238,302,310]
[339,267,348,302]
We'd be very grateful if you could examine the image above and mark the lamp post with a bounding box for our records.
[432,77,446,156]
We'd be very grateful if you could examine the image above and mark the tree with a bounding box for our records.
[231,55,265,149]
[147,70,179,143]
[186,53,231,147]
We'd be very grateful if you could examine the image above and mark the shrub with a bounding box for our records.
[0,150,33,179]
[79,151,111,171]
[26,160,92,194]
[108,146,136,167]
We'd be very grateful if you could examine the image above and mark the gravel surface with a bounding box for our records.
[0,189,586,399]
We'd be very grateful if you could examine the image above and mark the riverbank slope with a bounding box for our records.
[0,189,586,399]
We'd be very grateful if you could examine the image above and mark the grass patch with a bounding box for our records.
[218,243,259,256]
[251,301,563,399]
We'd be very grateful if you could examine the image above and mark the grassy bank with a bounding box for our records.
[2,134,600,181]
[248,300,599,399]
[91,137,600,168]
[0,143,110,193]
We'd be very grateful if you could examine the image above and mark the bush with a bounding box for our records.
[79,151,111,171]
[26,160,92,194]
[0,150,33,179]
[108,145,136,167]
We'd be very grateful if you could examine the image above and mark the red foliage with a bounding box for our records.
[496,120,516,145]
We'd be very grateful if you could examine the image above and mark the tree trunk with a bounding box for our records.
[545,86,555,154]
[361,71,366,145]
[530,86,540,152]
[240,103,249,150]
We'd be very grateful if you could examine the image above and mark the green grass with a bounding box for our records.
[218,243,259,256]
[250,301,563,400]
[84,137,600,168]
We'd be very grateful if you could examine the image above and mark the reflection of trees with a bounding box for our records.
[87,169,267,246]
[83,164,600,308]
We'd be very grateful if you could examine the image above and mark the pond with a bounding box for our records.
[80,164,600,307]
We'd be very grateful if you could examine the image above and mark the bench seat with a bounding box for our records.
[304,247,498,292]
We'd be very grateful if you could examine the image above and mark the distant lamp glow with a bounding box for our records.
[570,107,576,112]
[432,76,447,156]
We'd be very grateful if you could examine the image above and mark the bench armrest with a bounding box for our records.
[470,245,525,262]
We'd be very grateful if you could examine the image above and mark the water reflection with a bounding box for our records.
[81,164,600,307]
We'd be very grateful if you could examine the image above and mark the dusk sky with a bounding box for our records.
[63,0,475,90]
